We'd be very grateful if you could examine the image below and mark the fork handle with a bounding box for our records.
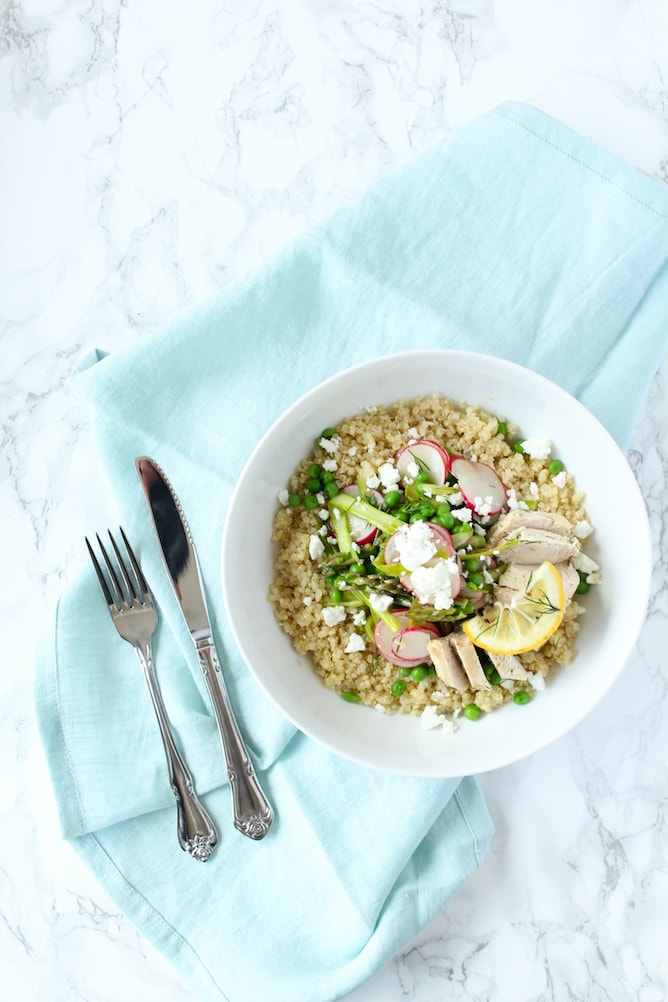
[136,642,218,861]
[197,641,274,840]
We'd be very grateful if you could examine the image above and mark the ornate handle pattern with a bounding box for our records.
[137,642,218,861]
[197,641,274,840]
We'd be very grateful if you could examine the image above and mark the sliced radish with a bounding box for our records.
[373,613,439,667]
[390,626,440,667]
[384,521,454,568]
[396,439,450,485]
[450,457,507,516]
[339,485,383,544]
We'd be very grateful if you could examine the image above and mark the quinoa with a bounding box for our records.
[269,394,592,721]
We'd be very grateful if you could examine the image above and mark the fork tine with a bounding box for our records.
[108,529,140,604]
[86,536,116,608]
[96,531,126,608]
[119,526,150,601]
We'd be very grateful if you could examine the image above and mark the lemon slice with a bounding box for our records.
[462,561,565,655]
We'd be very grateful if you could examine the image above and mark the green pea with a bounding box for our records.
[390,679,406,697]
[411,666,428,681]
[467,572,484,589]
[497,420,508,436]
[483,664,502,685]
[384,490,401,509]
[419,503,436,518]
[288,493,302,506]
[350,562,366,574]
[436,511,455,529]
[513,690,531,705]
[397,511,410,522]
[341,691,360,703]
[437,502,451,516]
[323,481,339,498]
[321,470,334,484]
[415,470,430,484]
[308,463,321,478]
[320,427,337,439]
[463,557,481,572]
[512,439,525,454]
[470,534,486,549]
[304,494,319,509]
[548,459,564,475]
[330,587,343,603]
[334,576,347,589]
[463,703,481,720]
[576,575,590,594]
[397,667,412,677]
[306,476,321,492]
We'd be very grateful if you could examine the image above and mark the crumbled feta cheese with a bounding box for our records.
[529,482,539,497]
[319,435,341,454]
[571,552,599,574]
[318,525,328,537]
[473,495,495,517]
[454,506,473,523]
[374,703,387,714]
[406,460,420,479]
[318,508,329,520]
[552,470,567,488]
[571,551,601,583]
[322,459,338,472]
[365,405,378,414]
[406,428,419,439]
[316,492,325,504]
[574,520,593,539]
[366,441,376,453]
[277,488,289,506]
[409,557,458,610]
[506,488,529,511]
[420,705,444,730]
[420,705,459,733]
[309,535,325,560]
[378,462,401,490]
[529,671,546,690]
[366,474,380,489]
[369,592,393,613]
[348,446,358,457]
[322,606,346,626]
[521,437,552,460]
[344,633,366,653]
[352,609,367,626]
[303,596,313,607]
[392,521,437,570]
[448,491,463,506]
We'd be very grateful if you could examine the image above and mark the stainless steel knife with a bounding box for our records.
[135,456,274,840]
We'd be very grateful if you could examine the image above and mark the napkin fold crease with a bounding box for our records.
[35,101,668,1002]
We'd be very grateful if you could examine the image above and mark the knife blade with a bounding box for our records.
[135,456,274,840]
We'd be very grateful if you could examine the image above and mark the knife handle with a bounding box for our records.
[196,641,274,840]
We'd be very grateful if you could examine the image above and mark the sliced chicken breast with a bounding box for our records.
[427,636,470,691]
[487,651,528,681]
[449,631,491,690]
[487,508,574,547]
[497,527,580,564]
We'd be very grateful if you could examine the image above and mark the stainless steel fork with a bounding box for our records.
[86,528,218,862]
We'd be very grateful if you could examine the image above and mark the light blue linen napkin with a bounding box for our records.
[35,101,668,1002]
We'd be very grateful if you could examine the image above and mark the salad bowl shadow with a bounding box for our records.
[220,350,651,777]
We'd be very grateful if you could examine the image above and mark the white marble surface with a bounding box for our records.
[2,1,667,999]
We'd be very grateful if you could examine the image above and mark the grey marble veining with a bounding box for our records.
[2,1,667,1000]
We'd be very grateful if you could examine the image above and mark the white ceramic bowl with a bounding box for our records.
[221,350,651,777]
